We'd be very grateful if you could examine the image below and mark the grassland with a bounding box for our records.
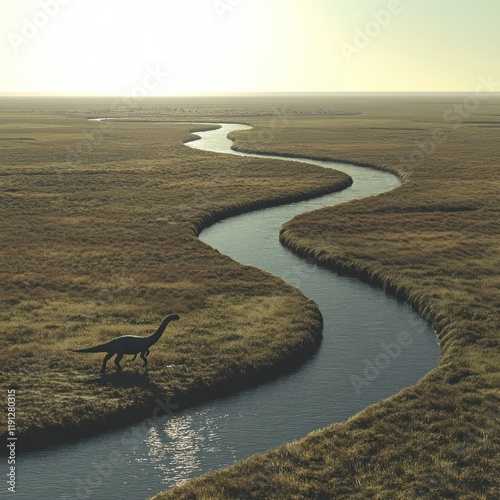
[154,97,500,498]
[0,106,351,450]
[1,96,498,498]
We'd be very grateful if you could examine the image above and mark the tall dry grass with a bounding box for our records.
[0,110,349,450]
[158,97,500,499]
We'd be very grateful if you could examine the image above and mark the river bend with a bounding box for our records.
[17,122,440,500]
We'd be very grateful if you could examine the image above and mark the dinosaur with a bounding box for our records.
[72,314,180,372]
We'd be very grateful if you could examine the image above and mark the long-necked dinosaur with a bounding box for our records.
[72,314,180,372]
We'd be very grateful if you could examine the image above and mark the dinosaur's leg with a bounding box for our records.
[131,353,138,361]
[140,351,149,367]
[145,349,150,357]
[114,353,124,372]
[101,352,114,372]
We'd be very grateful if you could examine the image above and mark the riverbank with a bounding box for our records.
[157,100,500,498]
[0,111,352,454]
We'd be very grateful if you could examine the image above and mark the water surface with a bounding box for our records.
[16,123,440,500]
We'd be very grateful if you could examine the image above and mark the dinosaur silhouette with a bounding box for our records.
[72,314,180,372]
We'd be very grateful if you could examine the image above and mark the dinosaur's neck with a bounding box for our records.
[145,314,178,348]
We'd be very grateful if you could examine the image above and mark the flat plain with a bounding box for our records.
[1,96,499,498]
[0,97,350,448]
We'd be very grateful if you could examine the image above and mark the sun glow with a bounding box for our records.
[1,0,499,95]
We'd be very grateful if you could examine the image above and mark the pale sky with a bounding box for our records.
[1,0,499,95]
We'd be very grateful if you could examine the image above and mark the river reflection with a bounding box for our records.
[139,408,242,488]
[16,123,440,500]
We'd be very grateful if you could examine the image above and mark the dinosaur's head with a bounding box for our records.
[168,314,180,322]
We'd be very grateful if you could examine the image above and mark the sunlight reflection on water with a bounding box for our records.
[16,123,440,500]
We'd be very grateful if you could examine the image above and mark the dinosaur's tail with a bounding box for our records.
[71,342,112,353]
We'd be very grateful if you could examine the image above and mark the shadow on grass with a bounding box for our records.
[91,370,152,387]
[16,371,176,454]
[84,370,170,402]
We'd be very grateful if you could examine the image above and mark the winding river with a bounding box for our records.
[17,123,440,499]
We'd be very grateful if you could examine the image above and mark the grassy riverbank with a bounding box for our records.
[156,97,500,498]
[0,106,352,451]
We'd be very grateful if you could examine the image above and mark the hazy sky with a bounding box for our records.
[1,0,499,95]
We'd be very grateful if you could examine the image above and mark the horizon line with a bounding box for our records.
[2,91,500,98]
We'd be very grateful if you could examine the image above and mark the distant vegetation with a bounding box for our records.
[156,97,500,499]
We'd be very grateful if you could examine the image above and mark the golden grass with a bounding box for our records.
[1,96,498,498]
[0,110,350,450]
[156,97,500,498]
